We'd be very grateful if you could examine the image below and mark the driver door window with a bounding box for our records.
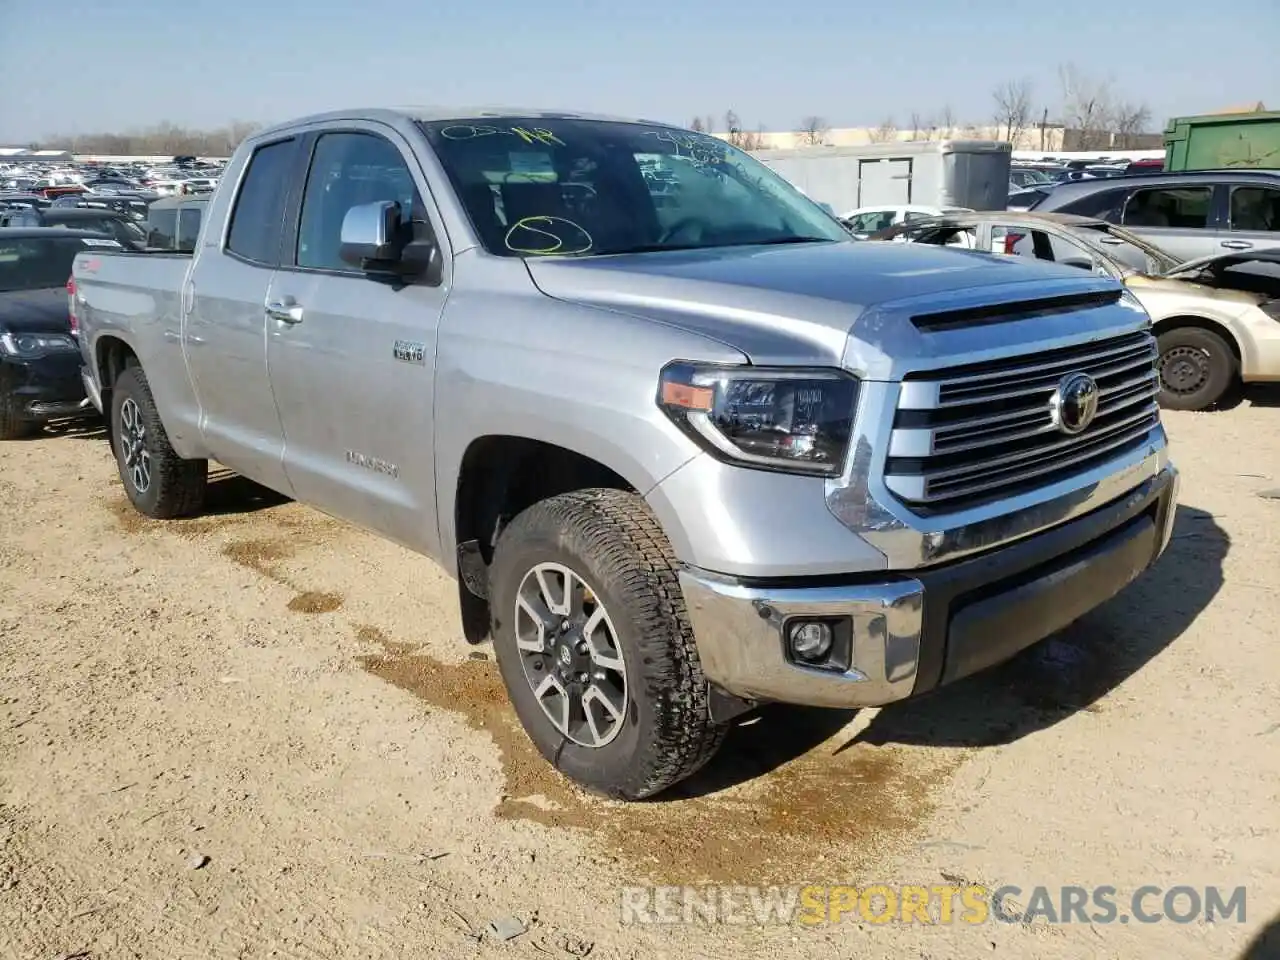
[849,210,896,234]
[295,132,423,272]
[1229,186,1280,234]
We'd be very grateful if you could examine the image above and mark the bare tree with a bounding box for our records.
[37,120,263,157]
[938,105,956,139]
[798,115,829,146]
[992,78,1034,144]
[868,117,898,144]
[909,112,924,141]
[1058,62,1115,151]
[724,109,745,147]
[705,115,717,135]
[1111,101,1153,149]
[689,116,706,132]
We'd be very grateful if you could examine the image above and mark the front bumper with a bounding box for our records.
[1,354,93,422]
[679,464,1179,709]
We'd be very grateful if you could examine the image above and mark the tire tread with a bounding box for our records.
[495,488,726,799]
[113,366,207,518]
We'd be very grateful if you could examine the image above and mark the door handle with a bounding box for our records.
[1221,240,1253,250]
[265,299,304,324]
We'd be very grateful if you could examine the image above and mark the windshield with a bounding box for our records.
[1076,224,1181,275]
[0,237,83,292]
[418,118,849,257]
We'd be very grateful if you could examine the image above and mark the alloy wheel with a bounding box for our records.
[118,397,152,494]
[513,561,628,748]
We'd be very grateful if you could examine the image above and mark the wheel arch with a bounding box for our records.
[1151,314,1243,368]
[448,434,643,645]
[93,333,141,417]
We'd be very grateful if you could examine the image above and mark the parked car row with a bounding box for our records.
[869,210,1280,410]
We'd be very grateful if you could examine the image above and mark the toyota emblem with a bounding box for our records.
[1050,372,1099,435]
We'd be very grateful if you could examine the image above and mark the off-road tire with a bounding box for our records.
[0,389,37,440]
[489,488,727,799]
[111,365,207,518]
[1156,326,1237,411]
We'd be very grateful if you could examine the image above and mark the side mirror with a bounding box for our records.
[339,200,441,282]
[339,200,405,267]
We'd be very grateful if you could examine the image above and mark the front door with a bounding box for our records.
[265,125,450,556]
[1223,182,1280,254]
[1118,183,1218,262]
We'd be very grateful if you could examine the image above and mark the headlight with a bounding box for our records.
[657,362,859,476]
[0,330,80,359]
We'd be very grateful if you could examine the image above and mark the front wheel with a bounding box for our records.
[0,388,38,440]
[489,489,726,800]
[1156,326,1237,411]
[111,365,208,518]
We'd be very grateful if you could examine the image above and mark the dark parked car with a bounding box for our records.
[0,207,148,249]
[0,192,51,212]
[1025,169,1280,260]
[1007,186,1053,210]
[0,228,119,438]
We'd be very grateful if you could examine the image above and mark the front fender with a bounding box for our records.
[433,286,746,557]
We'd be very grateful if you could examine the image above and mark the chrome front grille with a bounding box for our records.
[884,331,1160,509]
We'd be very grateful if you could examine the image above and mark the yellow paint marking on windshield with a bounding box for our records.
[510,126,565,146]
[439,124,565,147]
[503,216,593,256]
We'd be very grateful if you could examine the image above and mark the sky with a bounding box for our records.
[1,0,1277,144]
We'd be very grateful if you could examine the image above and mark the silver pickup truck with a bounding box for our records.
[73,108,1179,800]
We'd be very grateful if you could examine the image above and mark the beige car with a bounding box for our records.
[872,211,1280,411]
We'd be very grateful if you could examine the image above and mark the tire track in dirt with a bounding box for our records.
[96,474,963,886]
[355,637,963,884]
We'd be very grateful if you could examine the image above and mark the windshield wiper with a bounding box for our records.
[594,237,837,257]
[740,236,837,246]
[595,242,712,256]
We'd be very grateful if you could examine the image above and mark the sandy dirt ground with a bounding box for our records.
[2,397,1279,960]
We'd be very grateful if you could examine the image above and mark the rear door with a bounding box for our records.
[265,123,451,556]
[184,136,299,492]
[1223,182,1280,254]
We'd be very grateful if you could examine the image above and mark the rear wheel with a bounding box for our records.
[489,489,726,799]
[111,365,207,518]
[1156,326,1236,411]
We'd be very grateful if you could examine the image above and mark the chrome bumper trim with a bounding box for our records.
[678,570,924,709]
[81,366,103,414]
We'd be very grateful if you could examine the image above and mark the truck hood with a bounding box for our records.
[525,241,1140,377]
[0,287,71,334]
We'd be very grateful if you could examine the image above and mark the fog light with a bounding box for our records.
[788,620,833,662]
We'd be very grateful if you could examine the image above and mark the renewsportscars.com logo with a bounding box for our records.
[620,884,1249,927]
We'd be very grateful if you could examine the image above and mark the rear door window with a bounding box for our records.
[1122,186,1213,229]
[226,138,297,264]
